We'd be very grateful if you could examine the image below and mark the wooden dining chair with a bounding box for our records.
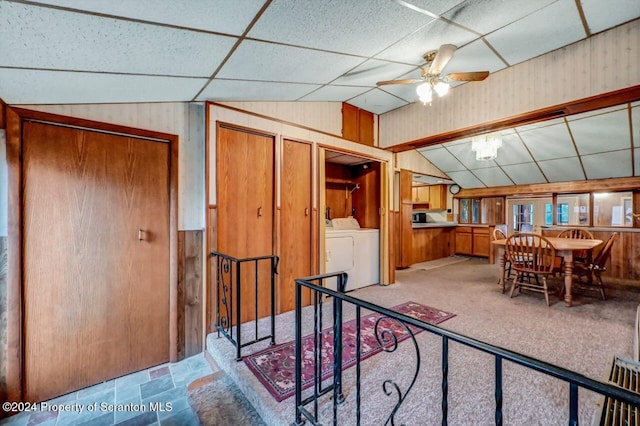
[493,227,511,293]
[572,232,618,300]
[505,233,557,306]
[558,228,594,263]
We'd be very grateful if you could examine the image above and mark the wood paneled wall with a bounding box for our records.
[412,227,455,263]
[380,20,640,148]
[177,230,204,359]
[542,229,640,282]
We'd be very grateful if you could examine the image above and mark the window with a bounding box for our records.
[545,203,553,226]
[557,203,569,225]
[556,193,589,226]
[513,203,534,232]
[459,198,480,224]
[593,191,633,227]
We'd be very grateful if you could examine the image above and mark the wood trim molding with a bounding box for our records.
[6,107,22,403]
[0,98,6,129]
[455,176,640,198]
[5,106,180,400]
[386,85,640,153]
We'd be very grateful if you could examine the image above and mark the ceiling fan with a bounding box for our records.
[376,44,490,104]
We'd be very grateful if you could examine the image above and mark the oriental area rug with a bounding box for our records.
[244,301,455,402]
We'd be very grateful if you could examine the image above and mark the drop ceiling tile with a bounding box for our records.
[417,144,443,152]
[484,0,586,66]
[633,105,640,147]
[440,38,507,77]
[442,0,557,35]
[568,104,629,121]
[332,60,417,87]
[247,0,434,57]
[346,89,408,115]
[472,167,513,187]
[519,123,576,161]
[393,0,466,16]
[375,18,478,65]
[569,109,631,155]
[27,0,266,35]
[515,117,565,133]
[0,2,237,77]
[494,134,533,166]
[420,147,466,172]
[580,0,640,34]
[501,163,547,184]
[378,69,422,102]
[581,150,632,179]
[196,79,321,101]
[445,170,485,188]
[299,85,370,102]
[446,142,497,169]
[537,157,585,182]
[0,69,207,104]
[217,40,364,84]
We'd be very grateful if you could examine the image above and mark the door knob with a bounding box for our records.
[305,207,309,216]
[258,207,263,217]
[138,228,144,241]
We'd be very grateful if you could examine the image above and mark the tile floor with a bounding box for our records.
[1,353,213,426]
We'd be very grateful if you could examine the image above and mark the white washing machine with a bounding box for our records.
[325,218,379,292]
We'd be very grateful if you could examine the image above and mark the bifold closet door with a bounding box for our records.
[217,125,275,324]
[280,139,312,313]
[22,121,170,402]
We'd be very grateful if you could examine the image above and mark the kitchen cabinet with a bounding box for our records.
[429,185,447,210]
[455,227,473,255]
[412,186,430,204]
[455,226,489,257]
[342,102,374,146]
[472,227,490,257]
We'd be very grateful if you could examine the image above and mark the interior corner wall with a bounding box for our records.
[18,102,206,230]
[395,150,449,178]
[380,19,640,148]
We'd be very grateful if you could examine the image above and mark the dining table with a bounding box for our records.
[492,236,603,306]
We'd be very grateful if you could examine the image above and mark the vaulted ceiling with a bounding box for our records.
[419,101,640,188]
[1,0,638,114]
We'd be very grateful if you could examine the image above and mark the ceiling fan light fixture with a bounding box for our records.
[471,133,502,161]
[416,82,432,104]
[434,81,450,97]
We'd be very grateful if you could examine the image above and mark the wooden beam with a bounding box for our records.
[386,85,640,153]
[454,176,640,198]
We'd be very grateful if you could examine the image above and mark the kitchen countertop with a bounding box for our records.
[412,222,457,228]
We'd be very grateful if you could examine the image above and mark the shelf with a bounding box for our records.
[326,177,356,185]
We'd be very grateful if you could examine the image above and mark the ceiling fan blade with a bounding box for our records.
[445,71,490,82]
[376,79,421,86]
[428,44,457,75]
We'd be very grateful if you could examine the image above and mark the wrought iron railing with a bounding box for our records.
[210,251,278,360]
[293,273,640,425]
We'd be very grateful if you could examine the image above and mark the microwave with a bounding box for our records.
[412,212,427,223]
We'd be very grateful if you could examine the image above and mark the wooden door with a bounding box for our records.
[280,139,312,313]
[217,125,274,323]
[23,121,170,402]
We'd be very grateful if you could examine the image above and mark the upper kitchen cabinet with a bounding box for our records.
[412,186,430,204]
[428,185,447,211]
[342,102,374,146]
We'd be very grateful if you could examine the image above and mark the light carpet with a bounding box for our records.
[207,256,640,425]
